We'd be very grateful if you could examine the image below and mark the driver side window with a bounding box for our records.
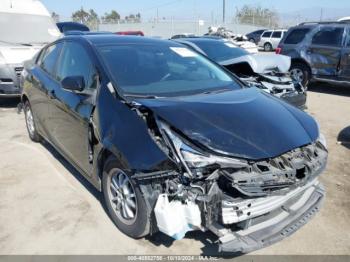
[56,42,98,90]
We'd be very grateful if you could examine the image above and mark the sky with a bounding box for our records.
[41,0,350,21]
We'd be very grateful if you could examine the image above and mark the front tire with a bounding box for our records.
[290,63,311,88]
[264,42,273,52]
[24,101,42,142]
[102,156,150,239]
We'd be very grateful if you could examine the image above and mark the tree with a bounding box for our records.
[102,10,121,23]
[72,7,90,24]
[51,12,59,23]
[72,7,100,30]
[235,5,279,27]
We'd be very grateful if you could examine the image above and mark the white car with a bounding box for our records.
[259,29,287,52]
[0,0,60,97]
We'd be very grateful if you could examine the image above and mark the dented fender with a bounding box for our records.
[93,84,177,174]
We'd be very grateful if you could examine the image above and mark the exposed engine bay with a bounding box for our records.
[222,55,307,109]
[134,109,328,253]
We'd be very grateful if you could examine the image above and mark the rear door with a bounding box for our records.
[339,27,350,81]
[308,26,345,77]
[29,42,63,138]
[48,41,98,175]
[271,30,283,49]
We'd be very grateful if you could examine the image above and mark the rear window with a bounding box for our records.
[312,27,344,46]
[284,28,311,44]
[262,31,272,38]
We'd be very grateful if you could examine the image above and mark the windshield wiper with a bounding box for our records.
[202,88,232,95]
[124,94,163,99]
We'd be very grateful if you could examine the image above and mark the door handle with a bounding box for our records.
[48,90,56,100]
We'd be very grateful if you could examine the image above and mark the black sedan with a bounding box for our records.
[21,34,327,253]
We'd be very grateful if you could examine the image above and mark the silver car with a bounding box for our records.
[259,29,287,51]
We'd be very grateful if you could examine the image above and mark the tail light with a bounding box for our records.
[276,47,282,54]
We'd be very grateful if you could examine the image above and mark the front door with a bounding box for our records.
[48,41,98,175]
[308,26,345,78]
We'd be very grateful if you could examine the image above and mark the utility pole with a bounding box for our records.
[223,0,226,24]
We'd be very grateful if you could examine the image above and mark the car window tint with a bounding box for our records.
[98,44,241,97]
[284,28,311,44]
[262,31,272,38]
[57,42,97,90]
[40,43,63,76]
[347,31,350,47]
[312,27,344,46]
[272,31,282,38]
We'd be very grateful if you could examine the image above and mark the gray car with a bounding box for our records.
[277,21,350,86]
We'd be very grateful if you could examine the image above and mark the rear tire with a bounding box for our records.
[264,42,273,52]
[290,62,311,88]
[102,156,150,239]
[24,101,42,142]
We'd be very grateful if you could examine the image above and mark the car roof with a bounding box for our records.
[61,34,182,47]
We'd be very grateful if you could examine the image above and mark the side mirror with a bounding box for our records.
[61,76,85,92]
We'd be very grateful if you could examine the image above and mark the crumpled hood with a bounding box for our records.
[220,53,291,74]
[136,88,318,160]
[0,44,42,64]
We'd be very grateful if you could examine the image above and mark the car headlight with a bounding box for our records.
[157,120,248,176]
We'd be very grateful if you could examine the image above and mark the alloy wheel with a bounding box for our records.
[290,68,304,84]
[25,106,35,137]
[107,169,137,225]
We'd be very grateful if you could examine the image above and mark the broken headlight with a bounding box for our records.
[157,120,247,176]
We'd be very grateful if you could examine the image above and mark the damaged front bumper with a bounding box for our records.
[217,179,324,253]
[148,135,327,254]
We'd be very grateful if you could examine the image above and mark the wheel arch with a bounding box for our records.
[290,58,312,73]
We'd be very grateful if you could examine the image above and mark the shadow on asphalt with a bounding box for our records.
[338,126,350,150]
[0,97,21,108]
[147,231,242,258]
[308,82,350,97]
[40,141,102,202]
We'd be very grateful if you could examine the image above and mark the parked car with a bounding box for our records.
[277,21,350,86]
[206,27,259,53]
[57,22,90,34]
[21,34,327,254]
[175,37,307,109]
[0,0,60,97]
[245,29,267,44]
[116,31,144,36]
[259,29,287,52]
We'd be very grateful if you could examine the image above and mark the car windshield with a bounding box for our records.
[98,43,241,97]
[0,12,60,45]
[192,40,249,62]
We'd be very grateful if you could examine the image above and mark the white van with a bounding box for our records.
[258,29,287,52]
[0,0,60,97]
